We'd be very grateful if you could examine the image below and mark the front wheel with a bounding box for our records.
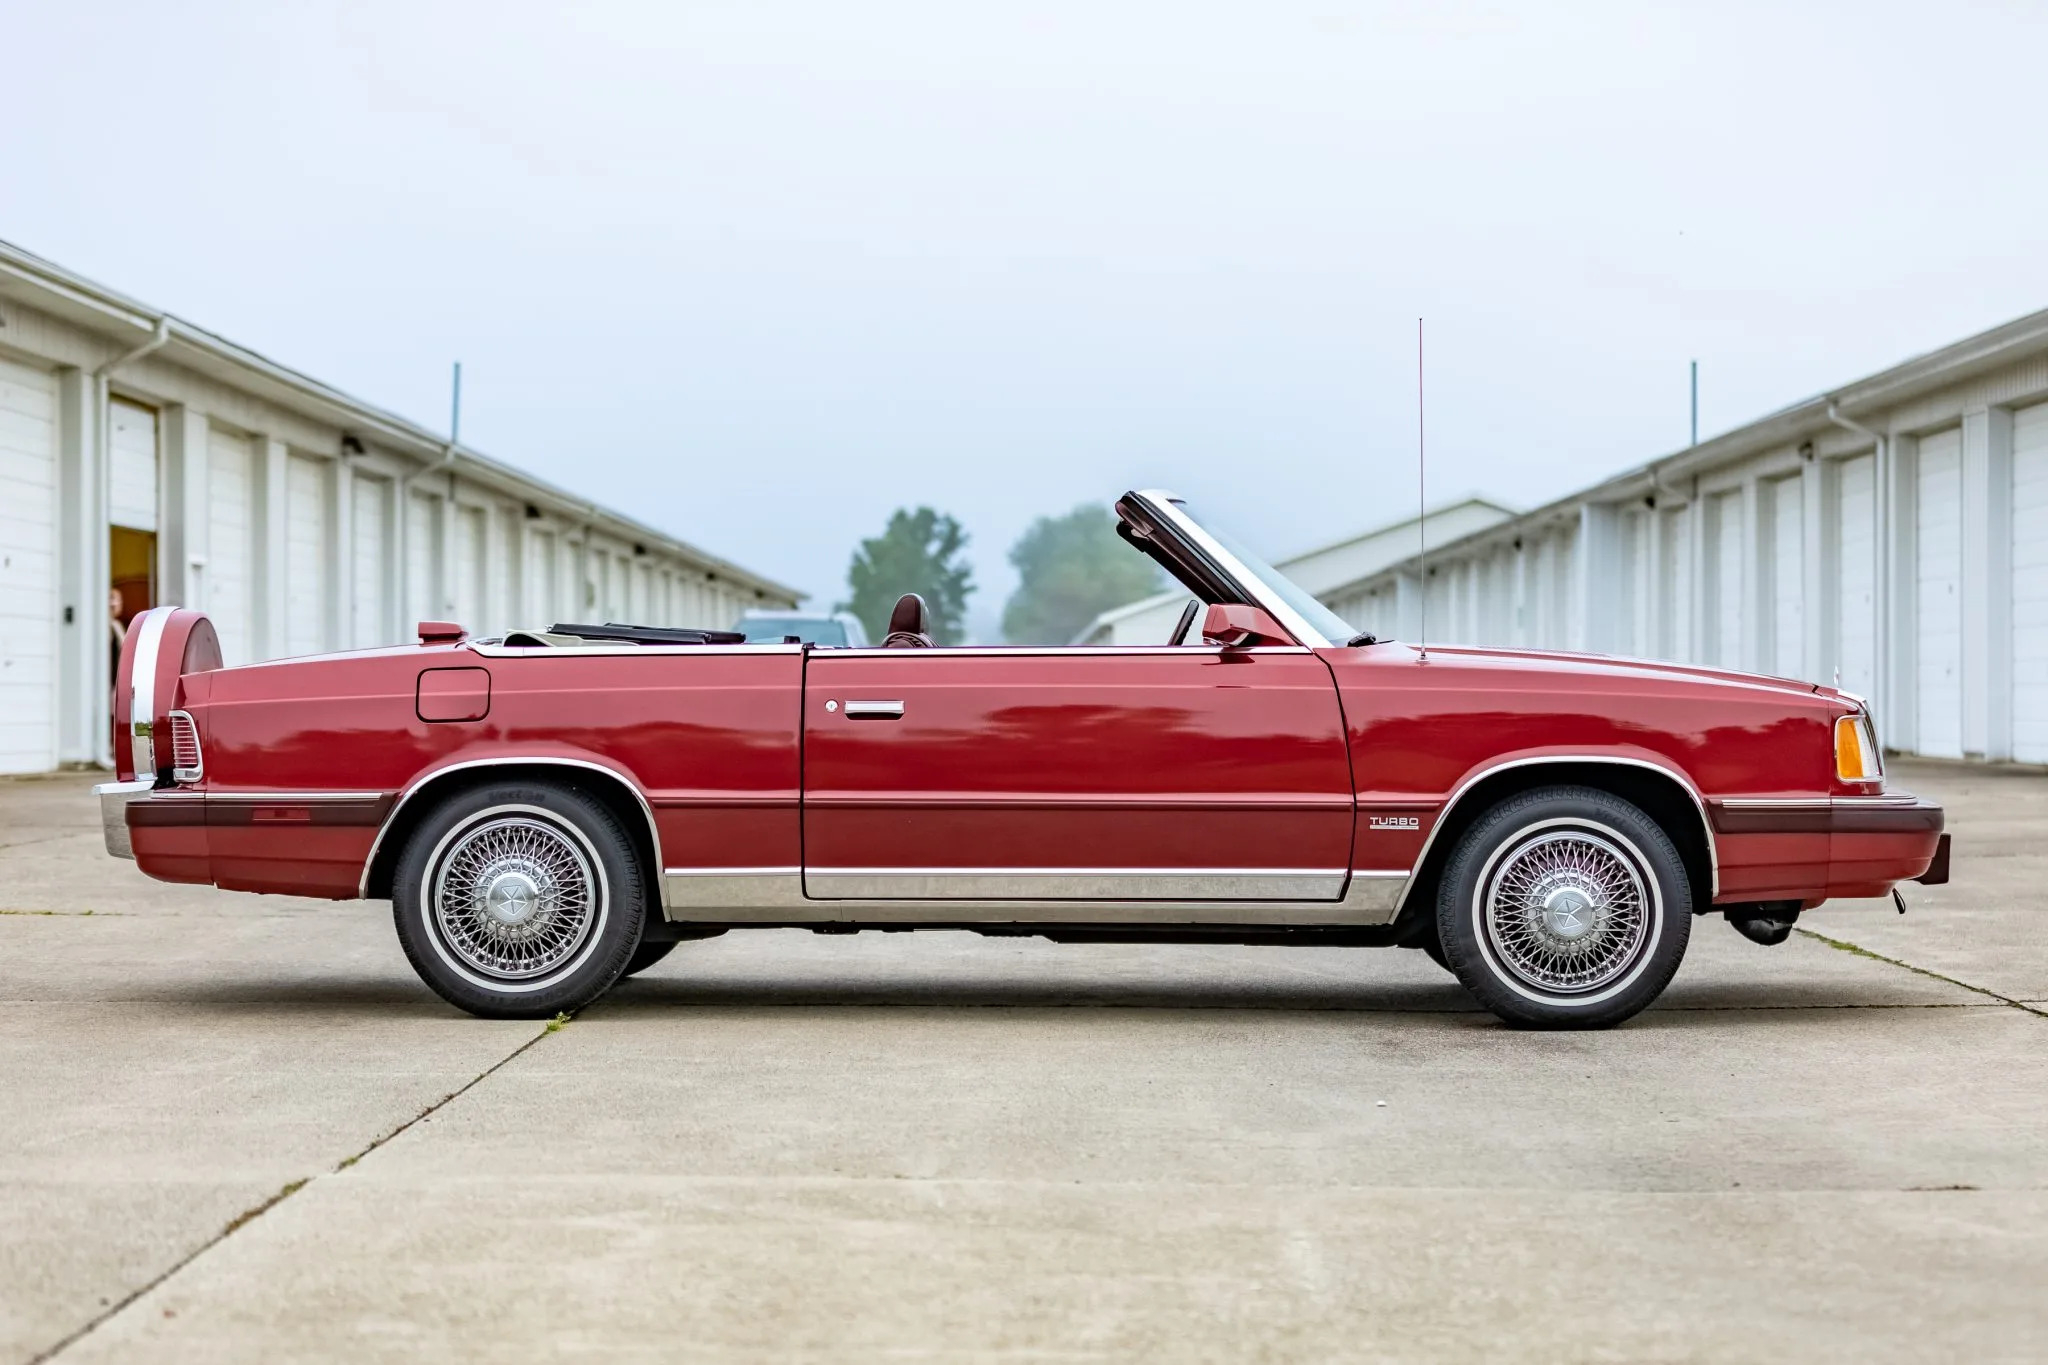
[392,781,648,1018]
[1437,785,1691,1029]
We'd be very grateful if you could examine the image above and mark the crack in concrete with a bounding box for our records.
[29,1012,576,1363]
[1796,929,2048,1020]
[0,833,96,853]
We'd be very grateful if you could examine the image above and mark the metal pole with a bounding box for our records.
[1687,360,1703,446]
[1417,317,1428,661]
[450,361,463,445]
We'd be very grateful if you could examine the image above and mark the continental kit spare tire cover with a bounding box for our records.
[114,606,222,783]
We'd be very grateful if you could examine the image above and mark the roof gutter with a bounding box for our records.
[92,316,172,380]
[0,240,802,603]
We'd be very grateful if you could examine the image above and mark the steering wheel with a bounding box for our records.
[1167,598,1201,647]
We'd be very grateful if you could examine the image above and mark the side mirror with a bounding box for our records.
[1202,603,1293,648]
[418,620,468,645]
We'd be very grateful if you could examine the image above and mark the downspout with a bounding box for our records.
[91,317,172,766]
[1826,400,1891,725]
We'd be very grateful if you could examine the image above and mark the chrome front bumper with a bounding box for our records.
[93,779,155,859]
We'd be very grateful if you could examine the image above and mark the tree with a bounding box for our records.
[1001,503,1165,644]
[839,507,975,645]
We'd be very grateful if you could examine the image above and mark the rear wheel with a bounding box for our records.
[392,781,647,1019]
[1437,785,1691,1029]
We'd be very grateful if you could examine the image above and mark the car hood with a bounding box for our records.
[1393,642,1851,707]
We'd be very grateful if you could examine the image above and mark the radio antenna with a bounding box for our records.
[1416,317,1429,663]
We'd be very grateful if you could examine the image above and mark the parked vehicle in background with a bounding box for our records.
[733,610,870,647]
[94,489,1947,1030]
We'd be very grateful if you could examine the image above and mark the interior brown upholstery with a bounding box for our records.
[883,593,933,648]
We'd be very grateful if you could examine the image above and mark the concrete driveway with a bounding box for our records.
[2,761,2042,1363]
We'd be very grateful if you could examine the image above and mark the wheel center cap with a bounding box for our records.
[483,872,541,926]
[1540,888,1597,941]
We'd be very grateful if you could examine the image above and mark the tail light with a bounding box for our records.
[1834,710,1883,783]
[167,710,204,785]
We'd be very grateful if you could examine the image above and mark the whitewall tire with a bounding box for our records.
[392,781,647,1018]
[1436,785,1692,1028]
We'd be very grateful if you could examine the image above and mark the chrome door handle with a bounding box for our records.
[843,699,905,720]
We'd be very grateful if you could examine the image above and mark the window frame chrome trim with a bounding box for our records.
[1132,489,1334,648]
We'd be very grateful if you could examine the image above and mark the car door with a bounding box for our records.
[801,644,1355,910]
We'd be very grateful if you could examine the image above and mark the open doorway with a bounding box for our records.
[109,525,156,681]
[110,525,156,628]
[107,397,160,680]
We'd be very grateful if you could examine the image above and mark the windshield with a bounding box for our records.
[1168,500,1356,645]
[736,615,849,646]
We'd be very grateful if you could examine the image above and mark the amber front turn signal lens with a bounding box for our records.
[1835,712,1882,782]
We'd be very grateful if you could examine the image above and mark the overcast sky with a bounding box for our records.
[7,0,2047,636]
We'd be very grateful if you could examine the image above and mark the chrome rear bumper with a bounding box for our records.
[92,779,155,859]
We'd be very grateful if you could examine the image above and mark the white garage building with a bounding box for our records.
[1328,306,2048,763]
[0,240,800,775]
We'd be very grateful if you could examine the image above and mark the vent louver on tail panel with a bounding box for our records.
[168,710,203,784]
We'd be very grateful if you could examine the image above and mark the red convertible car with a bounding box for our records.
[96,490,1948,1028]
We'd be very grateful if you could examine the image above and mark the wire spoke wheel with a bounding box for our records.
[430,813,600,981]
[1481,828,1650,995]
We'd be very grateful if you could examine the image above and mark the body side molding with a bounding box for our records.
[661,866,1412,926]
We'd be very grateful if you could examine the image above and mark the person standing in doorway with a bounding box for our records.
[109,587,127,685]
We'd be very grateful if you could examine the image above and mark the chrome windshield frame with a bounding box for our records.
[1129,489,1335,648]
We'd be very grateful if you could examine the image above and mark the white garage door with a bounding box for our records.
[1491,547,1517,645]
[1615,511,1646,657]
[350,475,390,648]
[452,505,485,628]
[1424,561,1452,646]
[285,454,328,657]
[1769,475,1804,679]
[207,427,254,667]
[1915,429,1964,757]
[406,492,443,624]
[1659,505,1691,662]
[1709,490,1742,668]
[679,572,703,630]
[1835,454,1878,703]
[526,529,557,624]
[590,548,614,621]
[2012,402,2048,763]
[108,399,158,532]
[0,357,57,774]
